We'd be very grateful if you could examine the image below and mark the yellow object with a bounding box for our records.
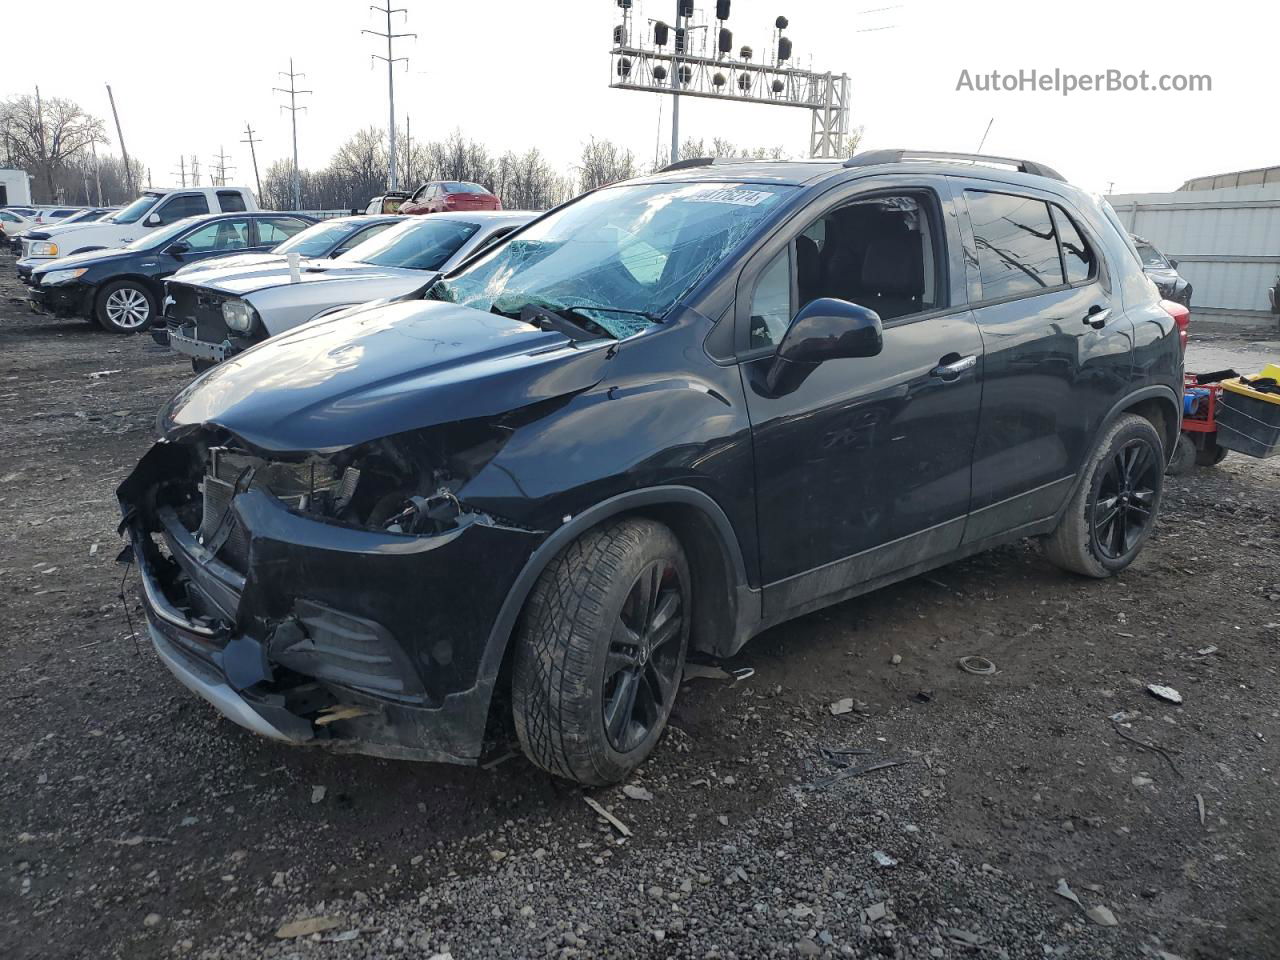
[1221,363,1280,406]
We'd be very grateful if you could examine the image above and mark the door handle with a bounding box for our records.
[931,354,977,381]
[1084,305,1110,329]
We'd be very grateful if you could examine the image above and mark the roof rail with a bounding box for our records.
[843,149,1066,182]
[658,156,717,172]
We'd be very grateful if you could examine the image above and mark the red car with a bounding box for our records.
[400,180,502,215]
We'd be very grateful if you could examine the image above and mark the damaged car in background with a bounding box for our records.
[160,210,532,371]
[118,151,1183,785]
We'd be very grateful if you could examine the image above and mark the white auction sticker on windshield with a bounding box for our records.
[685,187,775,207]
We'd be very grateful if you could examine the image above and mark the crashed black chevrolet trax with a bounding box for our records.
[119,150,1185,785]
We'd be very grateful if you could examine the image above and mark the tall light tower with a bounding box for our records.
[273,59,311,210]
[610,1,851,160]
[364,3,416,192]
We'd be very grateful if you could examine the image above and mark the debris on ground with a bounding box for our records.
[583,796,633,838]
[622,784,654,802]
[1147,684,1184,705]
[805,755,910,790]
[310,785,326,804]
[1086,905,1119,926]
[871,850,898,868]
[275,916,343,939]
[1196,793,1206,826]
[1055,878,1083,908]
[958,655,996,675]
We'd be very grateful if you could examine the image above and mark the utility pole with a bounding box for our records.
[240,122,263,202]
[212,145,235,186]
[190,155,201,187]
[171,156,187,189]
[402,115,411,188]
[669,5,681,165]
[90,140,103,206]
[364,3,416,192]
[105,84,136,196]
[273,59,311,210]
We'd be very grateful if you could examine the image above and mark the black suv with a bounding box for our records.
[118,150,1184,785]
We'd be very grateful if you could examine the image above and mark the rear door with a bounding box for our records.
[739,176,984,619]
[252,217,309,250]
[955,182,1134,542]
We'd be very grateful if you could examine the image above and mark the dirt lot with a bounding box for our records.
[1,255,1279,960]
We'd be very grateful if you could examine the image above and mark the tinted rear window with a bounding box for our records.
[444,182,489,194]
[966,191,1064,300]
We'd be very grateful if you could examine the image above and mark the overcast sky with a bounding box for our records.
[5,0,1272,196]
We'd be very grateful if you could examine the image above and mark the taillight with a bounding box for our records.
[443,194,458,208]
[1160,299,1190,352]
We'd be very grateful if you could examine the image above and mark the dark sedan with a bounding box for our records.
[27,212,314,333]
[1132,234,1192,306]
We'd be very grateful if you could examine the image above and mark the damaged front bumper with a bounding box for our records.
[119,440,542,765]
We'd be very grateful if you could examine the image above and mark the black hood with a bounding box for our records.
[159,300,617,452]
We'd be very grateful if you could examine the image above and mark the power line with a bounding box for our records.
[364,3,416,192]
[211,145,236,186]
[273,59,312,210]
[240,123,264,202]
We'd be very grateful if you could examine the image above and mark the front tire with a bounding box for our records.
[1042,413,1164,578]
[95,280,155,334]
[512,518,690,786]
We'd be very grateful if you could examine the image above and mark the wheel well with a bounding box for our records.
[484,498,743,738]
[631,503,738,657]
[1123,395,1178,456]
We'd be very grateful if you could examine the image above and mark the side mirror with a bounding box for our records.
[144,213,161,227]
[765,298,883,396]
[1167,257,1179,269]
[166,241,190,257]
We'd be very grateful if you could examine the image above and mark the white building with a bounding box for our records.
[1108,166,1280,326]
[0,169,33,207]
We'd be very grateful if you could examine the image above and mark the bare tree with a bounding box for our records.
[845,125,865,157]
[0,93,106,201]
[576,137,637,193]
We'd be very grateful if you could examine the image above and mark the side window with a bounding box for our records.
[747,192,943,350]
[155,193,210,225]
[258,217,307,246]
[472,226,517,255]
[749,248,792,348]
[965,190,1064,300]
[181,219,250,252]
[1050,205,1095,284]
[217,190,248,213]
[334,222,392,254]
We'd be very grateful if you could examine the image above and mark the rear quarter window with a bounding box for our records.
[965,190,1064,300]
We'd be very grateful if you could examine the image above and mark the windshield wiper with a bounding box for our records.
[552,302,665,324]
[516,304,612,343]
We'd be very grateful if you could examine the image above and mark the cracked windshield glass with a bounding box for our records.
[430,181,794,338]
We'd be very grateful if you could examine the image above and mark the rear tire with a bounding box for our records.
[94,280,155,334]
[1042,414,1164,578]
[512,518,690,786]
[1195,442,1228,467]
[1166,433,1196,476]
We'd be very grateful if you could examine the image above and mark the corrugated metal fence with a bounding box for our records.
[1107,185,1280,322]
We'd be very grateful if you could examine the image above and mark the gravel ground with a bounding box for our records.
[2,255,1279,960]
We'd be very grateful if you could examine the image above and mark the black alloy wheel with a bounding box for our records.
[1091,438,1160,561]
[603,559,685,753]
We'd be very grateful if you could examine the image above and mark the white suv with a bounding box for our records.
[19,186,259,265]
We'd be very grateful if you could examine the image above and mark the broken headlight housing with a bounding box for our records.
[221,299,259,332]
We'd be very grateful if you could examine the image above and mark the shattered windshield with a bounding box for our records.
[428,181,794,338]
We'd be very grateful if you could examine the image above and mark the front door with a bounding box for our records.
[739,180,984,620]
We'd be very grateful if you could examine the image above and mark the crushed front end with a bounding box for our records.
[117,423,542,765]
